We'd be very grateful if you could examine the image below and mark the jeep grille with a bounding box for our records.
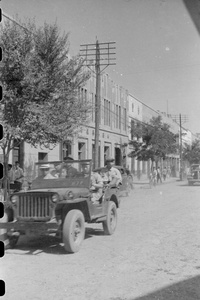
[17,194,51,219]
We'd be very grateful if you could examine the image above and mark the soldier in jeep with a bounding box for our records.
[104,157,122,188]
[90,171,104,204]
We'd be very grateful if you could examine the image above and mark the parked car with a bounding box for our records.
[187,164,200,185]
[0,159,121,253]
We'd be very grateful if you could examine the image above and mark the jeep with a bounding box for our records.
[0,159,120,253]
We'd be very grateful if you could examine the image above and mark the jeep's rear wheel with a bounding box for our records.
[63,210,85,253]
[103,201,117,235]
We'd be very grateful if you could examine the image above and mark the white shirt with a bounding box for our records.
[106,167,122,185]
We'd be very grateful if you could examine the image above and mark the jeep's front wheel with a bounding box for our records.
[63,210,85,253]
[103,201,117,235]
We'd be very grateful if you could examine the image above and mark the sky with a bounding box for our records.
[1,0,200,135]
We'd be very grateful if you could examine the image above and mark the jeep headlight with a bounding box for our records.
[67,191,74,200]
[51,194,59,203]
[11,195,19,204]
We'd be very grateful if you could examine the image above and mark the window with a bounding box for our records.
[108,101,110,126]
[116,105,119,128]
[79,88,87,104]
[84,89,87,102]
[62,141,72,159]
[81,88,84,103]
[104,146,110,165]
[123,108,127,131]
[104,99,111,126]
[131,120,135,140]
[78,142,86,160]
[104,99,106,125]
[119,106,121,130]
[132,103,134,112]
[38,152,48,162]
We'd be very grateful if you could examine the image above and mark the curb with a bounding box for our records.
[132,178,179,188]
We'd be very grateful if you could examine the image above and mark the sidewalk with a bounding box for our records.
[132,176,180,189]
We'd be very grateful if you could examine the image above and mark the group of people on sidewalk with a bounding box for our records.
[149,166,169,186]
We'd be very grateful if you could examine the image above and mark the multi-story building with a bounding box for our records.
[127,94,143,175]
[1,70,191,181]
[127,99,180,179]
[70,72,129,167]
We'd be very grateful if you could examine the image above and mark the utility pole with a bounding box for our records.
[80,40,116,169]
[179,114,183,181]
[172,114,188,180]
[94,40,101,170]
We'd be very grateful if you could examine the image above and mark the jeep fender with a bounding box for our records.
[58,198,90,223]
[109,194,120,208]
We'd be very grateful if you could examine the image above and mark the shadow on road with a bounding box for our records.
[85,227,105,238]
[5,226,104,255]
[129,274,200,300]
[178,183,200,187]
[6,235,67,255]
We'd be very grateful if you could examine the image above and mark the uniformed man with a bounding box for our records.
[104,157,122,187]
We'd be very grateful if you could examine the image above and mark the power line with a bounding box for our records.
[2,12,35,36]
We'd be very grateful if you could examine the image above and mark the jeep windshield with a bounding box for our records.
[31,160,92,189]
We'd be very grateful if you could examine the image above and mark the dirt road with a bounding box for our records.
[1,180,200,300]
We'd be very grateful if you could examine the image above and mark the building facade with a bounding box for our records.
[2,70,193,180]
[70,72,129,167]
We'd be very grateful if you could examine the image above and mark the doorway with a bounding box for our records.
[115,148,121,166]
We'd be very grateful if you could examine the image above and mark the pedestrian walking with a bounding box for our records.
[157,167,162,183]
[162,167,167,181]
[149,167,157,188]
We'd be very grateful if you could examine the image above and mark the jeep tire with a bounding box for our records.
[103,201,117,235]
[63,210,85,253]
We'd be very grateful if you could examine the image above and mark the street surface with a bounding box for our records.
[0,179,200,300]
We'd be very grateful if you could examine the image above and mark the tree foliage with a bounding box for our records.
[1,19,91,149]
[182,139,200,165]
[0,17,91,195]
[128,116,178,164]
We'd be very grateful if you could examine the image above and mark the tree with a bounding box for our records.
[128,116,178,167]
[182,139,200,165]
[0,17,91,197]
